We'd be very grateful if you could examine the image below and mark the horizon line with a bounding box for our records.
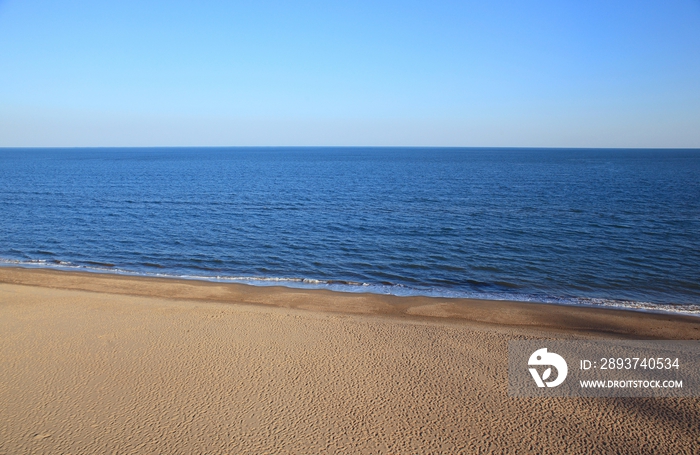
[2,145,700,150]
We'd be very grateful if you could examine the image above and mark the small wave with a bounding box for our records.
[187,264,219,272]
[326,279,367,286]
[85,261,115,267]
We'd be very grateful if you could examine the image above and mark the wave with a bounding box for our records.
[1,257,699,317]
[85,260,116,267]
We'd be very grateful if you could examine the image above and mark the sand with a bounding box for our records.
[1,268,699,454]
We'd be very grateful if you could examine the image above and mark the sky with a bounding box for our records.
[1,0,699,147]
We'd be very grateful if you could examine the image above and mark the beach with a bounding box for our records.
[1,267,699,454]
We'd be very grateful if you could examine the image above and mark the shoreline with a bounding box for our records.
[3,260,699,316]
[1,266,698,339]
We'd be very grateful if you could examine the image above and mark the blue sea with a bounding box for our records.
[1,148,699,315]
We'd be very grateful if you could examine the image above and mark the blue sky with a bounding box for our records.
[1,0,699,147]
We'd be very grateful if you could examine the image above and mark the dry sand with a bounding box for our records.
[1,267,699,454]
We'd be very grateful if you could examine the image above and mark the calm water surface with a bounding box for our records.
[1,148,699,314]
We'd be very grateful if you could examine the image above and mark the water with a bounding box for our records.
[1,148,699,315]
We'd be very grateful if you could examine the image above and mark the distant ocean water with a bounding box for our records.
[1,148,699,315]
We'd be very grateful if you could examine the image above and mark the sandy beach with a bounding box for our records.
[1,267,699,454]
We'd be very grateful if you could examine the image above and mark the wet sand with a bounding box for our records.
[1,267,699,454]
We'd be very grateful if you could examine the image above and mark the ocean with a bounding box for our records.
[1,148,699,314]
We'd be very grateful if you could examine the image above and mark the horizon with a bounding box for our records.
[1,1,699,148]
[2,146,700,151]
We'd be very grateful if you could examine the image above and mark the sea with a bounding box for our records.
[1,148,699,315]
